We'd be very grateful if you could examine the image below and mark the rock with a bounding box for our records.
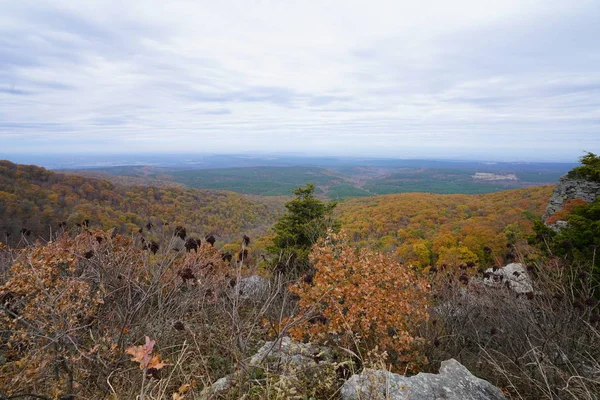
[233,275,270,300]
[483,263,533,294]
[341,359,506,400]
[208,375,233,393]
[199,337,336,399]
[543,176,600,228]
[248,336,334,367]
[198,368,240,399]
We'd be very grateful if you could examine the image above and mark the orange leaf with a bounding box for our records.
[172,382,193,399]
[147,353,170,370]
[178,383,192,394]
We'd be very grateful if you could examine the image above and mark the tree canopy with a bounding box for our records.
[268,184,338,274]
[567,152,600,182]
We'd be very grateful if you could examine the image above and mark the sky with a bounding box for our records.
[1,0,599,161]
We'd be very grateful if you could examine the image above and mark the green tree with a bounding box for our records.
[567,152,600,182]
[559,198,600,265]
[268,184,339,275]
[532,197,600,287]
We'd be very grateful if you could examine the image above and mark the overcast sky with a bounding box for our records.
[1,0,599,161]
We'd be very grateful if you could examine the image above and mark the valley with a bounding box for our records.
[57,155,574,199]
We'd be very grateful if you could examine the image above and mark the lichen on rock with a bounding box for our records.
[341,358,506,400]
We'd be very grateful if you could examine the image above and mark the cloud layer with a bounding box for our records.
[1,0,599,161]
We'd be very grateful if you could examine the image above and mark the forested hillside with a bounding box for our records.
[337,185,554,268]
[0,161,283,245]
[1,160,553,265]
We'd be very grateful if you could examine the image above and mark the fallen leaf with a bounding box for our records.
[125,336,156,369]
[147,353,170,370]
[178,383,192,394]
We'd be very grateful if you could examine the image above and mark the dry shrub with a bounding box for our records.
[426,252,600,399]
[0,232,108,396]
[0,229,290,399]
[174,244,230,290]
[289,231,431,373]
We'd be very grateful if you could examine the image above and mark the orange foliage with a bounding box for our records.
[337,186,553,268]
[0,231,110,392]
[126,336,170,371]
[0,160,282,244]
[546,198,589,224]
[289,232,430,371]
[0,229,224,397]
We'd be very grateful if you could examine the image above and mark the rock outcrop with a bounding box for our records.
[199,337,338,399]
[483,262,532,294]
[201,337,506,400]
[543,175,600,227]
[341,359,506,400]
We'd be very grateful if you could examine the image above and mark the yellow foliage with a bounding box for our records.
[337,186,553,268]
[436,246,478,268]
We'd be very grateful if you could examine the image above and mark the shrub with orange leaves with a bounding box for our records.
[0,227,270,398]
[0,231,108,394]
[289,231,430,372]
[546,198,589,224]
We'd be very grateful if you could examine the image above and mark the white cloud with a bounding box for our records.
[0,0,599,160]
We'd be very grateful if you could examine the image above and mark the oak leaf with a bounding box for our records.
[126,336,156,370]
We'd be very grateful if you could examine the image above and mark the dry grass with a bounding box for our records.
[425,249,600,399]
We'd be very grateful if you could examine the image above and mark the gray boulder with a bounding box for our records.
[249,335,334,367]
[483,263,532,294]
[231,275,270,300]
[341,359,506,400]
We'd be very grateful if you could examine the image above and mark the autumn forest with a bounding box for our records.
[0,156,599,399]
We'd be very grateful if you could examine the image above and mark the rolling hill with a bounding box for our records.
[0,160,284,246]
[1,159,555,269]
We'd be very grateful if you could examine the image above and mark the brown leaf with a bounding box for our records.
[172,383,193,400]
[178,383,192,394]
[125,336,156,369]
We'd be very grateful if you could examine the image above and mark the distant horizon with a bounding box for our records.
[0,151,582,170]
[1,143,595,164]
